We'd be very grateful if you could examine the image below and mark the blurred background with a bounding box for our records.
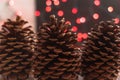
[0,0,120,80]
[0,0,120,43]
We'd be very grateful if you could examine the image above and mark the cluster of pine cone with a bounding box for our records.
[0,15,120,80]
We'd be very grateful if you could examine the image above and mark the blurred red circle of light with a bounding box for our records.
[108,6,114,12]
[62,0,67,3]
[114,18,119,24]
[58,10,64,17]
[35,10,40,16]
[72,26,78,32]
[16,10,22,16]
[94,0,100,6]
[46,6,52,12]
[65,21,71,25]
[80,17,86,23]
[54,0,60,6]
[76,18,81,24]
[72,8,78,14]
[93,13,99,20]
[77,38,82,42]
[46,0,52,6]
[77,33,83,42]
[82,33,88,39]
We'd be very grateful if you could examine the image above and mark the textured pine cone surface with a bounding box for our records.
[0,16,35,80]
[81,20,120,80]
[33,15,81,80]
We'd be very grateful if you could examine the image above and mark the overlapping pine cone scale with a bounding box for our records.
[81,21,120,80]
[34,15,81,80]
[0,16,35,80]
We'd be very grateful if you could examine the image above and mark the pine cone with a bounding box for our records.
[33,15,81,80]
[81,20,120,80]
[0,16,35,80]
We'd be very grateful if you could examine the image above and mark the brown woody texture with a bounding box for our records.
[81,20,120,80]
[0,16,35,80]
[33,15,81,80]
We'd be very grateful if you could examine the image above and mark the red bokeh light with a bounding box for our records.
[57,10,64,17]
[35,10,40,16]
[62,0,67,3]
[46,0,52,6]
[65,21,71,25]
[108,6,114,13]
[72,26,78,32]
[77,33,83,42]
[76,18,81,24]
[82,33,88,39]
[72,8,78,14]
[45,6,52,12]
[94,0,100,6]
[114,18,119,24]
[80,17,86,23]
[93,13,99,20]
[54,0,60,6]
[77,38,82,42]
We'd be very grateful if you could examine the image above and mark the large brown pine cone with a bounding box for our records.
[0,16,35,80]
[33,15,81,80]
[81,20,120,80]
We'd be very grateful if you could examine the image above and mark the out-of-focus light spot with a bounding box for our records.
[46,0,52,6]
[77,38,82,42]
[65,21,71,25]
[77,33,82,38]
[93,13,99,20]
[9,0,14,6]
[62,0,67,3]
[54,0,60,6]
[114,18,119,24]
[77,33,83,42]
[72,8,78,14]
[35,10,40,16]
[57,10,64,17]
[76,18,81,24]
[108,6,114,12]
[16,10,22,16]
[94,0,100,6]
[45,6,52,12]
[72,26,78,32]
[82,33,88,39]
[80,17,86,23]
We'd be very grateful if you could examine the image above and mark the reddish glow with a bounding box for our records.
[72,26,78,32]
[80,17,86,23]
[114,18,119,24]
[77,33,82,38]
[58,10,64,17]
[46,0,52,6]
[94,0,100,6]
[82,33,88,39]
[77,33,83,42]
[72,8,78,14]
[77,38,82,42]
[54,0,60,6]
[9,0,14,6]
[16,10,22,16]
[45,6,52,12]
[35,10,40,16]
[76,18,81,24]
[65,21,71,25]
[93,13,99,20]
[62,0,67,3]
[108,6,114,12]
